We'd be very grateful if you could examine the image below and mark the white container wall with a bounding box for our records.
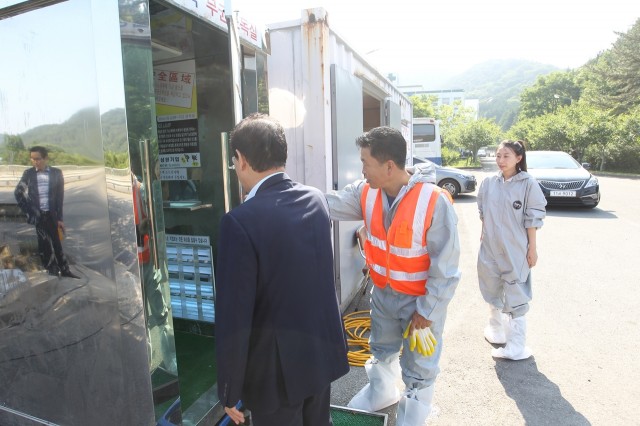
[267,8,413,311]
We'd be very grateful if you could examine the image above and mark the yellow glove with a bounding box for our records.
[403,323,437,357]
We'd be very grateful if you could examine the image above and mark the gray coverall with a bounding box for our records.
[326,164,461,389]
[477,171,546,318]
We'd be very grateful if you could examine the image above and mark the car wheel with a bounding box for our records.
[439,179,461,198]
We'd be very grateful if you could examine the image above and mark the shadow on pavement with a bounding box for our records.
[452,194,478,204]
[494,357,591,425]
[545,206,617,219]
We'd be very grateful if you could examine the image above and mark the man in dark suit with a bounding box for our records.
[14,146,79,278]
[215,114,349,425]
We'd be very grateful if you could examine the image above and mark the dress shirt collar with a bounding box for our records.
[244,172,285,201]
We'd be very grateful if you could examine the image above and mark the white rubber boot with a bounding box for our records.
[159,326,178,375]
[484,306,507,344]
[347,358,401,411]
[396,385,434,426]
[492,315,532,360]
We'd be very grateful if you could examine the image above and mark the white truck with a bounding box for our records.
[412,117,442,165]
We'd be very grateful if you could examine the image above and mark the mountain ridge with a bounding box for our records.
[447,59,559,128]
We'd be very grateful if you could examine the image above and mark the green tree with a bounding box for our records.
[105,150,130,169]
[2,135,27,164]
[508,113,571,152]
[431,100,479,162]
[435,100,477,137]
[510,101,617,169]
[5,134,25,152]
[409,94,437,118]
[580,52,617,112]
[519,71,581,119]
[410,97,479,164]
[587,106,640,172]
[447,119,503,161]
[563,103,613,166]
[582,18,640,115]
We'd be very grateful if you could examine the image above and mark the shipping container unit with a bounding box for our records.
[267,8,414,311]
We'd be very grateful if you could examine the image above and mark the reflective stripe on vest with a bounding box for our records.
[360,182,444,296]
[132,178,150,263]
[132,179,146,226]
[138,234,150,263]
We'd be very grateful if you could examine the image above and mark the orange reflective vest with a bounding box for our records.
[360,182,447,296]
[132,177,150,264]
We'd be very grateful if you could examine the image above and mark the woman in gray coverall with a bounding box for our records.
[477,140,546,360]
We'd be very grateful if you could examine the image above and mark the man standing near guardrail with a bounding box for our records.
[14,146,79,278]
[326,127,461,425]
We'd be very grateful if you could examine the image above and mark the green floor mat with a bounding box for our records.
[151,365,180,420]
[331,406,387,426]
[174,330,384,425]
[175,331,216,411]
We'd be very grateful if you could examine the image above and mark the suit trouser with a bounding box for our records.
[35,212,69,273]
[250,384,333,426]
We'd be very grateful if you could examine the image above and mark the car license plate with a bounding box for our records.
[550,190,576,197]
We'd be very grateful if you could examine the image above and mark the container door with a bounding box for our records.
[330,64,366,310]
[386,99,401,130]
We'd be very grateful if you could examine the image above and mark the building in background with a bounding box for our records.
[400,86,479,119]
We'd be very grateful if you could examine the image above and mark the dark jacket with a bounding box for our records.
[14,166,64,224]
[215,173,349,413]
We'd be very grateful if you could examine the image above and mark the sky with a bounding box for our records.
[2,0,638,135]
[234,0,640,88]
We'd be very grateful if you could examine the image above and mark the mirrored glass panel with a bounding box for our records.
[120,0,181,423]
[0,0,165,424]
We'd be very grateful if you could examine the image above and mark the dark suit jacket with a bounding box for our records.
[215,173,349,413]
[14,166,64,224]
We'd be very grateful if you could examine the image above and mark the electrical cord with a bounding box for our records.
[344,236,374,367]
[342,309,372,367]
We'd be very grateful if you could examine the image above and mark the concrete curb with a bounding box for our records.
[592,171,640,179]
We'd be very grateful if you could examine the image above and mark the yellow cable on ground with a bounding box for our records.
[342,310,372,367]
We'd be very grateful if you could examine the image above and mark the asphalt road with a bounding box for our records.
[332,169,640,426]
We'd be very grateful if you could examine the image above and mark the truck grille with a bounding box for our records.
[538,180,584,190]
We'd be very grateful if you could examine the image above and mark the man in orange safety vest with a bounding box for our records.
[326,127,461,426]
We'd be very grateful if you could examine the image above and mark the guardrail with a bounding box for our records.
[0,166,132,193]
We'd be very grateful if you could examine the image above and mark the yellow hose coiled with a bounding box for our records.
[342,310,372,367]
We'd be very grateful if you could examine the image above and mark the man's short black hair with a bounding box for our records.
[230,113,287,172]
[355,127,406,169]
[29,146,48,159]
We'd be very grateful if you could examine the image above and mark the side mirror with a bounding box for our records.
[582,162,591,169]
